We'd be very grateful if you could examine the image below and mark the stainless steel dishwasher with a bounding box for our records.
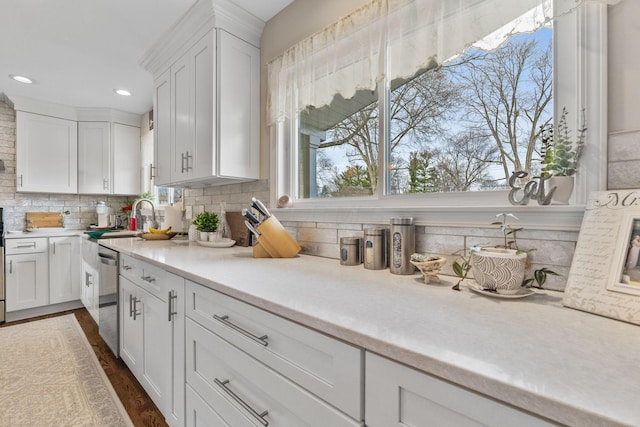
[98,245,119,357]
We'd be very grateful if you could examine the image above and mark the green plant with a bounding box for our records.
[540,107,587,177]
[191,211,219,232]
[451,213,559,291]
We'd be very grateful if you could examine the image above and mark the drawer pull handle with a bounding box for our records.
[122,265,132,271]
[168,290,178,322]
[129,294,134,318]
[214,378,269,426]
[213,314,268,347]
[141,275,156,283]
[16,242,36,248]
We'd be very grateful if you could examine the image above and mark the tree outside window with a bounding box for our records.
[298,26,552,199]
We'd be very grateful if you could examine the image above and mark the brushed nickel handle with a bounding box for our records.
[18,174,23,187]
[9,260,12,274]
[167,290,178,321]
[181,152,187,173]
[132,296,141,320]
[185,151,193,171]
[122,265,132,271]
[128,293,133,318]
[214,379,269,426]
[103,178,109,190]
[149,164,156,180]
[52,242,56,254]
[213,314,268,347]
[141,275,156,283]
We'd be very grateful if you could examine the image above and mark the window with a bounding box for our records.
[269,0,609,228]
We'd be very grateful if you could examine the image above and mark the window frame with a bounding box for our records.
[270,2,608,232]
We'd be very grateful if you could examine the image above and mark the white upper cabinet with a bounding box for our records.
[145,0,263,188]
[16,111,78,193]
[78,121,110,194]
[78,121,141,195]
[153,69,172,186]
[154,29,259,187]
[111,123,141,195]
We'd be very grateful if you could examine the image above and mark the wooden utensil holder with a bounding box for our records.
[252,216,301,258]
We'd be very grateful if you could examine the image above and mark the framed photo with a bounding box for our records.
[608,214,640,296]
[563,189,640,325]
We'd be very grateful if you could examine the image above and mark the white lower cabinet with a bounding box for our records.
[184,280,363,427]
[119,255,184,427]
[365,352,554,427]
[6,236,80,313]
[186,318,360,427]
[49,236,81,304]
[5,252,48,311]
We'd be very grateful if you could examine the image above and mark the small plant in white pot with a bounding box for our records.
[452,214,559,294]
[540,107,587,204]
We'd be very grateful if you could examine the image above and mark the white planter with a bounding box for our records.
[547,176,574,205]
[470,248,527,294]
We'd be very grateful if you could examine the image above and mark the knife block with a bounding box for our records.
[252,216,301,258]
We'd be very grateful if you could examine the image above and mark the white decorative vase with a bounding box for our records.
[470,248,527,294]
[198,231,210,241]
[547,176,574,205]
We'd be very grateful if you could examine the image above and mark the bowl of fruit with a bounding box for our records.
[139,227,177,240]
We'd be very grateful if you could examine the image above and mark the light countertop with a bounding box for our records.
[100,237,640,427]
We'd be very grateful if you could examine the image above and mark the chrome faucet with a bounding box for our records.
[131,198,159,231]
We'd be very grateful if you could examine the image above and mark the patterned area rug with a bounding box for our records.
[0,314,133,426]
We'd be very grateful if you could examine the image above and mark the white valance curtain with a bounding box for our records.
[266,0,619,126]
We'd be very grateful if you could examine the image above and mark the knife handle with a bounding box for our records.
[242,208,260,225]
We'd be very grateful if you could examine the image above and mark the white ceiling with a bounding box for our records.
[0,0,293,115]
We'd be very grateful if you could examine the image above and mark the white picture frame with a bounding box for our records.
[563,189,640,325]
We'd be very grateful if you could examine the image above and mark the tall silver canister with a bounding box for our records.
[389,217,415,275]
[340,237,362,266]
[364,228,388,270]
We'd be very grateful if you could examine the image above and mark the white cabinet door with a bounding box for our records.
[120,276,143,372]
[78,121,110,194]
[119,261,185,427]
[49,236,81,304]
[112,123,141,195]
[153,68,172,186]
[16,111,78,193]
[5,252,48,311]
[139,285,172,413]
[217,30,259,180]
[365,352,554,427]
[171,50,192,183]
[190,31,214,181]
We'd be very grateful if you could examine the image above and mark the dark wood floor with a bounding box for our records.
[1,308,168,427]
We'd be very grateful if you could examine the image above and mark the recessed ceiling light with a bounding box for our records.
[9,74,34,84]
[114,89,132,97]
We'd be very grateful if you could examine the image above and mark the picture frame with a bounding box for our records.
[607,214,640,297]
[563,189,640,325]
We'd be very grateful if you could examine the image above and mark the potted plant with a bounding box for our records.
[540,107,587,204]
[452,213,558,294]
[192,211,219,241]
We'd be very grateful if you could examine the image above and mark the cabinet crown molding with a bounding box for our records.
[139,0,265,76]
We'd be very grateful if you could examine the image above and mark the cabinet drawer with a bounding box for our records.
[186,318,361,427]
[120,254,178,301]
[5,237,47,254]
[365,352,554,427]
[185,280,363,420]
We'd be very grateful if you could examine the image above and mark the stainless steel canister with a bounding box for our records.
[340,237,362,266]
[389,217,415,275]
[364,228,388,270]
